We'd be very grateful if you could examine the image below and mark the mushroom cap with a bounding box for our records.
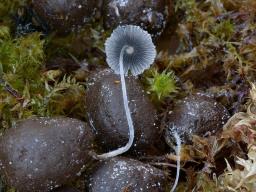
[105,25,156,76]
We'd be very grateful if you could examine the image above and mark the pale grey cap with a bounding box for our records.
[105,25,156,76]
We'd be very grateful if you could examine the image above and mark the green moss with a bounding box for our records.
[146,69,178,101]
[41,75,86,119]
[0,20,88,128]
[13,33,44,77]
[212,20,234,40]
[167,0,256,84]
[0,25,10,41]
[0,32,44,92]
[0,0,27,17]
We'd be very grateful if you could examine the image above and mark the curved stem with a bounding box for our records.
[96,46,135,159]
[170,131,181,192]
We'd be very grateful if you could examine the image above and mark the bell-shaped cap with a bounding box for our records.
[105,25,156,76]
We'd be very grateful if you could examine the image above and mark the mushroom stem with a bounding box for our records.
[170,131,181,192]
[96,45,135,159]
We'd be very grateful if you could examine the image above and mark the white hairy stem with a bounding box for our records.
[96,45,135,159]
[170,131,181,192]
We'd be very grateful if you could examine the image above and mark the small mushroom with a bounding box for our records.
[96,25,156,159]
[98,25,181,192]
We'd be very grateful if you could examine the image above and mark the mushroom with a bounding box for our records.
[96,25,156,159]
[170,131,181,192]
[96,25,181,192]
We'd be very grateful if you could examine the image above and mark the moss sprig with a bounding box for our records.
[42,75,86,119]
[146,69,178,101]
[1,32,44,92]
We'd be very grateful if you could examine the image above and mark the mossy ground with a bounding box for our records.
[0,0,256,191]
